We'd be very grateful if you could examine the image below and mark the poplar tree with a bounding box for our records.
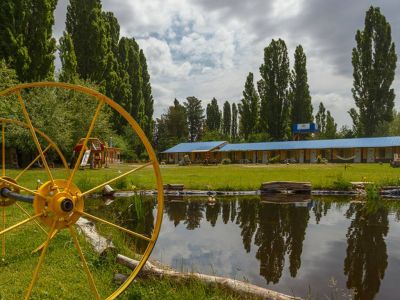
[239,72,259,139]
[315,102,326,134]
[0,0,57,81]
[140,50,154,140]
[350,6,397,136]
[206,98,221,132]
[222,101,231,137]
[66,0,109,81]
[231,103,238,141]
[290,45,312,125]
[315,102,337,139]
[58,32,78,83]
[258,39,290,140]
[184,97,205,142]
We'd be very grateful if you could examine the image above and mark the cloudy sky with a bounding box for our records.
[53,0,400,127]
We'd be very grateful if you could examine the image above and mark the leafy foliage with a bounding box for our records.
[350,6,397,137]
[290,45,313,125]
[184,97,204,142]
[206,98,221,132]
[239,72,259,139]
[0,0,57,81]
[258,39,290,140]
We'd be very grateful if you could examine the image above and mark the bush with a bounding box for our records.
[332,174,352,190]
[221,158,231,165]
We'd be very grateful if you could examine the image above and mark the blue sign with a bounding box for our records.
[292,123,319,134]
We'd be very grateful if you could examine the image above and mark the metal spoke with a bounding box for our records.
[24,219,57,300]
[2,207,5,257]
[2,121,5,177]
[0,177,41,197]
[68,225,100,299]
[0,212,43,237]
[80,161,153,196]
[66,101,104,190]
[15,202,47,235]
[31,229,58,254]
[16,90,55,186]
[80,211,152,242]
[15,144,52,181]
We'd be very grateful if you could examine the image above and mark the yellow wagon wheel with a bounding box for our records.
[0,117,70,256]
[0,82,164,299]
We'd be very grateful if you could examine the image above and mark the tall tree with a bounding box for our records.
[324,111,337,139]
[0,0,57,81]
[315,102,337,139]
[239,72,260,139]
[258,39,290,140]
[140,49,154,140]
[222,101,231,137]
[290,45,312,125]
[66,0,109,82]
[350,6,397,137]
[154,99,188,152]
[184,97,205,142]
[231,103,238,141]
[206,98,221,132]
[58,32,78,83]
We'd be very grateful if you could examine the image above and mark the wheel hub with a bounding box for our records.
[34,179,84,229]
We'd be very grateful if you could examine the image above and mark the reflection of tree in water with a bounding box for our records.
[344,202,388,300]
[222,200,230,224]
[206,201,221,227]
[254,202,310,283]
[287,205,309,277]
[236,198,258,252]
[184,200,204,230]
[166,200,187,226]
[312,200,331,224]
[255,203,287,283]
[230,199,237,222]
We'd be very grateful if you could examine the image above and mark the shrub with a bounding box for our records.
[332,174,352,190]
[221,158,231,165]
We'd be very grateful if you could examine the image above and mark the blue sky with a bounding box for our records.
[53,0,400,127]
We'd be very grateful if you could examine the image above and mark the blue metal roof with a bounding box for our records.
[218,136,400,152]
[163,141,227,153]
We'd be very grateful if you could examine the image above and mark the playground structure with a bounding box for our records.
[0,82,164,299]
[72,137,121,169]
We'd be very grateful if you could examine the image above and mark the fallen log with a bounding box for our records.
[75,217,116,256]
[115,254,300,300]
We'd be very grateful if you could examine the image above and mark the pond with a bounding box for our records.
[87,195,400,300]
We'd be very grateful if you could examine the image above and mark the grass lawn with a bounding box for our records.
[0,192,248,300]
[4,162,400,192]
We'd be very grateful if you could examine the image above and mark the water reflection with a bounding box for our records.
[344,202,389,300]
[88,195,399,299]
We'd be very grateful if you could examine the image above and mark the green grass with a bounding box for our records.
[4,162,400,192]
[0,201,249,299]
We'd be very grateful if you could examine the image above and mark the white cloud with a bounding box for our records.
[52,0,400,128]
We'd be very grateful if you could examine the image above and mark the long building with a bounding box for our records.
[162,136,400,164]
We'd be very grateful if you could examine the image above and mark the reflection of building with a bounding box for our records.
[162,136,400,164]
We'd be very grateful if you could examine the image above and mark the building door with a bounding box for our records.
[299,150,304,163]
[367,148,375,162]
[354,148,361,163]
[310,149,317,163]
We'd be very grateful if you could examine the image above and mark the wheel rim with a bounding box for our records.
[0,82,164,299]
